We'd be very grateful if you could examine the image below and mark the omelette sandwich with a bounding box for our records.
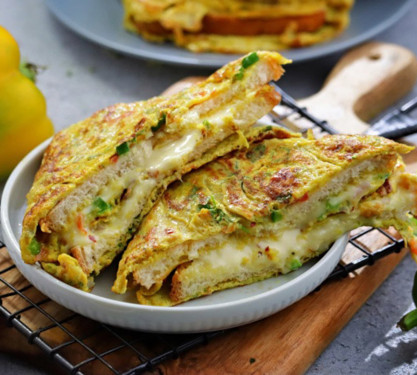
[20,51,289,291]
[113,129,417,306]
[122,0,355,53]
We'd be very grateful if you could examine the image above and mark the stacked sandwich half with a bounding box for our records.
[122,0,355,53]
[21,51,417,306]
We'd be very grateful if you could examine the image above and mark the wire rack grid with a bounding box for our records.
[0,86,409,375]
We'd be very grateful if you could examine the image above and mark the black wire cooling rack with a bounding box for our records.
[0,87,409,375]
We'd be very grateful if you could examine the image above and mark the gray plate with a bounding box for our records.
[45,0,416,67]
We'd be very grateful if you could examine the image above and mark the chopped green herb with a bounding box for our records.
[29,238,41,255]
[263,125,273,132]
[249,358,256,364]
[325,199,340,213]
[410,217,417,236]
[93,197,111,215]
[270,209,283,222]
[189,185,200,198]
[116,142,129,156]
[239,224,250,233]
[290,259,302,271]
[242,52,259,69]
[240,180,246,194]
[151,113,166,132]
[317,213,326,222]
[198,197,228,223]
[377,172,390,180]
[246,144,266,162]
[203,120,211,129]
[233,66,245,81]
[233,52,260,80]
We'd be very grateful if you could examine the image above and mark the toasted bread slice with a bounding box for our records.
[21,51,289,291]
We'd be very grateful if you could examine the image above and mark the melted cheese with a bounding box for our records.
[197,221,343,276]
[62,131,201,266]
[149,131,199,172]
[175,172,416,299]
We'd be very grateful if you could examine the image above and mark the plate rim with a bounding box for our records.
[1,140,347,332]
[44,0,416,68]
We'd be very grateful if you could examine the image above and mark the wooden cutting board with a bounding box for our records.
[1,42,417,375]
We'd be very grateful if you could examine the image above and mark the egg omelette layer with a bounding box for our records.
[20,51,289,291]
[113,129,417,306]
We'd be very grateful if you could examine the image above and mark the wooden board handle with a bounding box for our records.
[298,42,417,133]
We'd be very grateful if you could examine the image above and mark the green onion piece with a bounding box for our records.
[116,142,129,156]
[198,197,227,223]
[270,210,283,222]
[398,308,417,331]
[325,199,340,213]
[93,197,111,214]
[239,224,250,233]
[242,52,259,69]
[203,120,211,129]
[151,113,166,132]
[290,259,302,271]
[233,66,245,81]
[247,143,266,162]
[29,238,41,255]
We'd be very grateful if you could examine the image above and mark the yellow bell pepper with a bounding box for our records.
[0,26,54,179]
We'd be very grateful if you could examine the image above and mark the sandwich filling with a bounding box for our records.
[21,51,288,291]
[113,131,417,306]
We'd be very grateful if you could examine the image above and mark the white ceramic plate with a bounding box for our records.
[44,0,415,68]
[1,140,347,333]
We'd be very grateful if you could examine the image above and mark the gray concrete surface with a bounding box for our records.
[1,0,417,374]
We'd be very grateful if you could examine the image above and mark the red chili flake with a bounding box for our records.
[76,215,88,235]
[110,154,119,164]
[165,228,175,235]
[265,246,270,252]
[250,222,256,227]
[298,192,309,202]
[88,235,97,243]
